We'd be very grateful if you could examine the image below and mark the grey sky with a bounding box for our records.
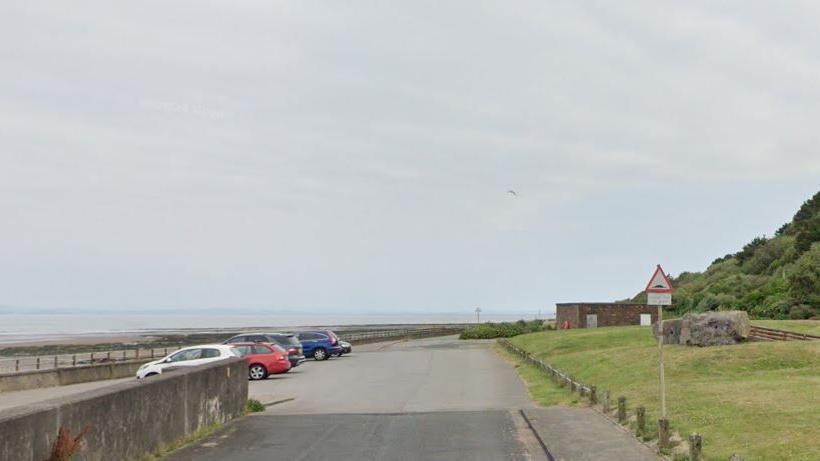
[1,1,818,313]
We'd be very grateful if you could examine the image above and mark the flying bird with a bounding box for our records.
[507,189,518,197]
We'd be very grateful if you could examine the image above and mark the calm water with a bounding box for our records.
[0,313,542,344]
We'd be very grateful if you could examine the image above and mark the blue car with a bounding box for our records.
[294,330,342,361]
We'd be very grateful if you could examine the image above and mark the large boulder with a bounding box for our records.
[656,311,751,346]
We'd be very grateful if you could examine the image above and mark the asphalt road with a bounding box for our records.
[168,336,547,461]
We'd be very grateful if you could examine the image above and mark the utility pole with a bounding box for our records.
[474,307,481,324]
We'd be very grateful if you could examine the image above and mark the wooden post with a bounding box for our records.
[136,349,140,360]
[603,390,611,413]
[122,350,127,360]
[658,418,670,449]
[657,304,667,419]
[91,352,95,362]
[107,352,111,361]
[636,406,646,434]
[53,356,58,368]
[72,355,76,366]
[590,385,597,404]
[36,357,40,370]
[617,397,626,423]
[151,349,155,359]
[570,377,576,392]
[689,433,702,461]
[15,359,19,372]
[164,348,168,356]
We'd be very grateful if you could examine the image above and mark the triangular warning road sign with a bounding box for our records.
[645,265,673,293]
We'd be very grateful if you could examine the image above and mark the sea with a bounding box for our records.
[0,312,546,344]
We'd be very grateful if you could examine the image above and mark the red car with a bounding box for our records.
[231,343,292,380]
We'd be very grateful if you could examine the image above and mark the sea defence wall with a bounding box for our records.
[0,358,248,461]
[0,359,149,392]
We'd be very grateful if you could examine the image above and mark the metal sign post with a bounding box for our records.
[645,265,673,422]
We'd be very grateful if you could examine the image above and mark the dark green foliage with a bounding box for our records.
[789,305,817,320]
[624,190,820,319]
[787,245,820,308]
[459,320,544,339]
[736,237,768,264]
[793,191,820,253]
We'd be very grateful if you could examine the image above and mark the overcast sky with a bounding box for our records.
[1,1,818,314]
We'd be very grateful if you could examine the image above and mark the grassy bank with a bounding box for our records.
[508,325,819,461]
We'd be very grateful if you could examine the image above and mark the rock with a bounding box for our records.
[656,311,751,346]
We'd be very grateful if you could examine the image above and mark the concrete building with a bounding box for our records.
[555,303,658,329]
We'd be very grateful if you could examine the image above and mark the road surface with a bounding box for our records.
[168,336,547,461]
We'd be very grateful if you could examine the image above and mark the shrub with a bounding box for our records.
[246,399,266,413]
[459,320,543,339]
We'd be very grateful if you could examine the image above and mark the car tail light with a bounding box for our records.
[331,336,337,345]
[288,347,297,354]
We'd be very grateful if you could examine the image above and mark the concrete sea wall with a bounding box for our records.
[0,359,149,393]
[0,358,248,461]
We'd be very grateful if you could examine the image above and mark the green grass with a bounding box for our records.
[495,344,577,406]
[246,399,266,413]
[752,319,820,336]
[508,326,820,461]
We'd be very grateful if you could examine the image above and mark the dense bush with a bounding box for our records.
[459,320,544,339]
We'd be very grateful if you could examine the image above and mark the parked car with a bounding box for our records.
[231,342,291,379]
[223,332,306,368]
[338,340,352,356]
[294,330,342,361]
[136,345,238,379]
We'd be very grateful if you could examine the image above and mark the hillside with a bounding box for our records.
[624,190,820,320]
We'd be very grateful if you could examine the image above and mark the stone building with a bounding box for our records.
[555,303,658,328]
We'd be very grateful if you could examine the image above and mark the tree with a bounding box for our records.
[787,244,820,308]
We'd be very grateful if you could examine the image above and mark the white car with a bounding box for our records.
[136,344,239,379]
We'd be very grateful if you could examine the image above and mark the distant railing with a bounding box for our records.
[0,326,467,375]
[0,347,181,375]
[339,326,466,343]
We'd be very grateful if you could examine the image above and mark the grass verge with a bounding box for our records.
[494,344,577,406]
[509,325,820,461]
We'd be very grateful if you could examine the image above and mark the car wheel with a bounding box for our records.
[144,372,159,378]
[313,348,328,361]
[249,364,268,380]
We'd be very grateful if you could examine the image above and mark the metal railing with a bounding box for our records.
[338,327,465,343]
[0,326,467,375]
[0,347,181,375]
